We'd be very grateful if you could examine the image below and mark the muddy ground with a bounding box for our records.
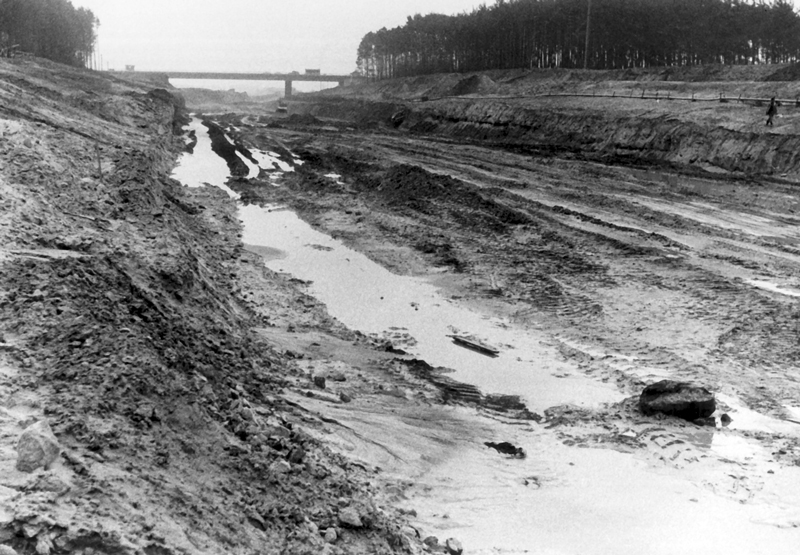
[4,55,800,555]
[199,67,800,550]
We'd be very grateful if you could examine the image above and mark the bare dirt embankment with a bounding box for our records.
[301,63,800,177]
[0,58,431,555]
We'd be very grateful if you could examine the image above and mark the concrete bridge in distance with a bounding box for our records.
[126,71,355,97]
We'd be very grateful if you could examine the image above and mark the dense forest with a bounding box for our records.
[356,0,800,78]
[0,0,97,67]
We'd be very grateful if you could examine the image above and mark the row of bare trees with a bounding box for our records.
[0,0,97,67]
[356,0,800,79]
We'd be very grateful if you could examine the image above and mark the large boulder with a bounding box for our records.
[639,380,716,421]
[16,420,60,473]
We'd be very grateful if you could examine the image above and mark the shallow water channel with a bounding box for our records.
[172,118,800,555]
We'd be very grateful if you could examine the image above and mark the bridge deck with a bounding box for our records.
[160,71,348,82]
[115,71,355,97]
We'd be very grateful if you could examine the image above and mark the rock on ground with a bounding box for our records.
[338,507,363,528]
[324,528,338,543]
[638,380,716,421]
[16,420,60,473]
[445,537,463,554]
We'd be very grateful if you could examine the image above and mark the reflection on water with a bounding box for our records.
[239,203,623,413]
[170,118,239,198]
[747,278,800,298]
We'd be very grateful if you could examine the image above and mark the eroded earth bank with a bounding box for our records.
[4,57,800,555]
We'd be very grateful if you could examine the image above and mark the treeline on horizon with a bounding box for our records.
[356,0,800,79]
[0,0,97,67]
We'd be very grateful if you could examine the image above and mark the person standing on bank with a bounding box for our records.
[766,97,778,127]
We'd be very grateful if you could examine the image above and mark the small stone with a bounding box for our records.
[338,507,363,528]
[264,417,291,438]
[22,524,41,538]
[313,376,326,389]
[35,535,53,555]
[306,520,319,535]
[445,538,463,555]
[423,536,440,548]
[720,413,732,426]
[16,420,60,473]
[247,511,267,531]
[26,472,71,495]
[323,528,337,543]
[288,447,305,464]
[694,416,716,427]
[339,392,352,403]
[401,525,419,539]
[269,460,291,475]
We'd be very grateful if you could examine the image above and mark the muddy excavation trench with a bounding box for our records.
[184,95,800,553]
[4,58,800,555]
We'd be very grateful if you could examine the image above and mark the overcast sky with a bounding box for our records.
[71,1,483,74]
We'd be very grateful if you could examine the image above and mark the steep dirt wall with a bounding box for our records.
[404,100,800,175]
[299,95,800,177]
[297,97,405,127]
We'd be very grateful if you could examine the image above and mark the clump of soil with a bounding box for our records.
[358,164,530,231]
[450,74,498,96]
[285,113,322,126]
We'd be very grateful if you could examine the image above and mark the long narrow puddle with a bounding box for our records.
[173,118,800,554]
[239,204,622,413]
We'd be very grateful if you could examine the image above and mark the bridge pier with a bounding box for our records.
[285,80,292,98]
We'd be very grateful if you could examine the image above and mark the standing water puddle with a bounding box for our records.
[172,118,239,198]
[239,204,621,413]
[173,118,800,554]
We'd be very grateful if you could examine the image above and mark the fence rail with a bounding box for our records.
[544,91,797,105]
[423,90,799,105]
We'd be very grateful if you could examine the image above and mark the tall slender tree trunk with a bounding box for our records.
[584,0,592,69]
